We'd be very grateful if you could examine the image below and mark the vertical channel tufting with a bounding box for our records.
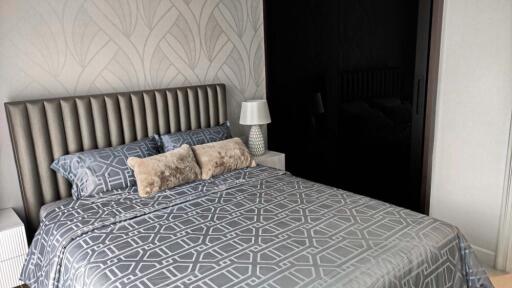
[76,98,97,151]
[26,103,59,204]
[155,91,170,135]
[44,100,71,198]
[90,97,110,148]
[143,92,158,136]
[167,89,180,133]
[5,84,227,237]
[197,86,210,128]
[187,87,200,130]
[177,88,191,131]
[104,95,124,146]
[6,103,43,232]
[217,84,227,123]
[131,93,148,140]
[118,94,136,143]
[207,85,219,127]
[60,99,82,153]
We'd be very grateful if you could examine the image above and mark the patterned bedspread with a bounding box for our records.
[21,166,492,288]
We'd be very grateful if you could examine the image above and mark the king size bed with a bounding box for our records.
[5,84,492,288]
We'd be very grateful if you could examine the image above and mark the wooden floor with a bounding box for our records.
[491,274,512,288]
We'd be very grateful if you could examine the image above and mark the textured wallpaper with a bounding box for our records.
[0,0,265,218]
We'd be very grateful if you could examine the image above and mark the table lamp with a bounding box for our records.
[239,100,271,156]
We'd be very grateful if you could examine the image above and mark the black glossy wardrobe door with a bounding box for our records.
[264,0,432,213]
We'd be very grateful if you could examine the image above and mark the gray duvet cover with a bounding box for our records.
[21,166,492,288]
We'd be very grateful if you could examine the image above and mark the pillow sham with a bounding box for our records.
[51,137,160,199]
[51,152,85,184]
[156,122,231,152]
[192,137,256,180]
[127,144,201,198]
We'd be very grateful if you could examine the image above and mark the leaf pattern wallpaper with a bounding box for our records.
[0,0,266,216]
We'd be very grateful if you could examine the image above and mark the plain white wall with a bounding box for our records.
[430,0,512,267]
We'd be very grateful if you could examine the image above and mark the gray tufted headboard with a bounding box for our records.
[5,83,227,236]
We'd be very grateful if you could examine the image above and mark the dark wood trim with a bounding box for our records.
[421,0,444,214]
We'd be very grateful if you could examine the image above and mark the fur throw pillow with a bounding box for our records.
[127,144,201,197]
[192,138,256,179]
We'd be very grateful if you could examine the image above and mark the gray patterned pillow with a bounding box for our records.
[156,122,232,152]
[50,153,83,184]
[51,137,160,199]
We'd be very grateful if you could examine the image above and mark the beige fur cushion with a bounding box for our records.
[192,138,256,179]
[127,144,201,197]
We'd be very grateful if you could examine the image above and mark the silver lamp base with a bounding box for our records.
[248,125,265,156]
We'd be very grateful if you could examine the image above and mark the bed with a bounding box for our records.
[5,84,492,288]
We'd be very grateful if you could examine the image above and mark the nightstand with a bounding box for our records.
[254,151,285,170]
[0,209,28,288]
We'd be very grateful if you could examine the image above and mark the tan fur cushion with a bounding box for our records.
[127,144,201,197]
[192,138,256,179]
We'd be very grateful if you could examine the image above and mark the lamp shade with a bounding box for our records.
[239,100,271,125]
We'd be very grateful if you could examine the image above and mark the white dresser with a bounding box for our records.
[0,209,28,288]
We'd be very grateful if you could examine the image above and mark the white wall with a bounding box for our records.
[0,0,265,220]
[430,0,512,267]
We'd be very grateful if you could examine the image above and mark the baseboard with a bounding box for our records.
[473,245,496,268]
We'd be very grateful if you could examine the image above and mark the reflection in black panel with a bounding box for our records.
[265,0,428,212]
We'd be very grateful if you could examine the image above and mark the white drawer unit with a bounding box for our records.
[0,208,28,288]
[254,151,285,170]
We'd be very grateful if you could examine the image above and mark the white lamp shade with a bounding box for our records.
[239,100,271,125]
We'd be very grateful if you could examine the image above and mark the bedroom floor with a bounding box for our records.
[491,274,512,287]
[488,268,512,287]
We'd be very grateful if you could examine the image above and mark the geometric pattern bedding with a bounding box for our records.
[156,122,231,152]
[21,166,492,288]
